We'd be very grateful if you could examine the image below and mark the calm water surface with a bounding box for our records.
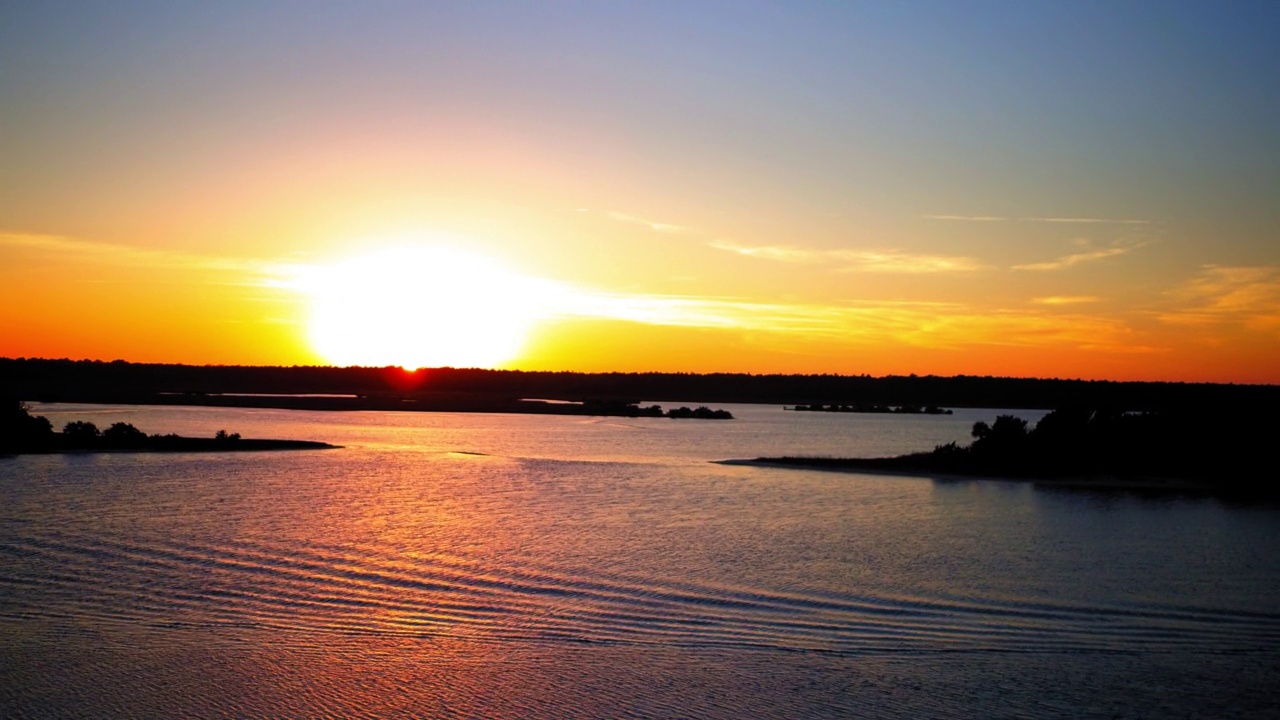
[2,403,1278,718]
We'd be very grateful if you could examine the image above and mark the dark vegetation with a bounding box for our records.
[756,407,1280,497]
[1,400,336,455]
[0,359,749,418]
[665,406,734,419]
[582,400,733,419]
[3,358,1277,414]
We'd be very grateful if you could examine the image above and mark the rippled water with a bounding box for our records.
[2,403,1278,718]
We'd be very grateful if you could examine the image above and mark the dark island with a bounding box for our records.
[2,400,338,456]
[733,407,1279,498]
[578,400,733,419]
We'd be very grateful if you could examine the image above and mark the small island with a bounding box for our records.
[729,407,1279,497]
[580,400,734,419]
[2,400,338,455]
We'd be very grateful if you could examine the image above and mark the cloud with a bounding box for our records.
[923,214,1009,222]
[1013,240,1147,271]
[1025,217,1152,225]
[9,229,1168,359]
[1158,265,1280,333]
[709,241,983,273]
[840,250,984,273]
[1032,296,1101,305]
[708,241,814,263]
[541,285,1153,354]
[605,211,690,234]
[0,231,255,274]
[925,215,1154,225]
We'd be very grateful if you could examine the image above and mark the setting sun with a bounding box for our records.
[289,246,545,369]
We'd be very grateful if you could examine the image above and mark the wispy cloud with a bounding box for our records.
[925,214,1153,225]
[709,241,814,263]
[0,231,256,275]
[605,212,690,234]
[1158,265,1280,333]
[710,241,983,273]
[546,289,1151,353]
[1027,217,1152,225]
[842,250,985,273]
[1032,296,1101,306]
[10,229,1166,359]
[923,214,1008,222]
[1013,240,1147,271]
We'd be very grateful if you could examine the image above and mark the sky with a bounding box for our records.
[2,1,1278,383]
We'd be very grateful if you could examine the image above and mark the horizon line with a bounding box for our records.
[3,356,1275,387]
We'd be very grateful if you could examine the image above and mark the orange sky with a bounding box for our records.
[2,4,1278,383]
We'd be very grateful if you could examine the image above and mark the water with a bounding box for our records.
[2,403,1278,718]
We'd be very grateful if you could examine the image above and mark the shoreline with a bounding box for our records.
[3,438,340,456]
[714,458,1223,494]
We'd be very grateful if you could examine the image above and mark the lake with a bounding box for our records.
[2,403,1278,718]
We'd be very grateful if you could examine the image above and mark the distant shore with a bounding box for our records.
[19,394,735,420]
[716,458,1220,494]
[6,358,1278,414]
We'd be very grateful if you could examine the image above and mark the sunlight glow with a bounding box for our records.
[290,246,549,369]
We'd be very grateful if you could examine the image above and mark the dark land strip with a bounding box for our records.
[4,358,1277,414]
[3,402,338,456]
[722,409,1280,499]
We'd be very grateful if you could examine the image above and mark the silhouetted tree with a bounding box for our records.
[967,414,1032,472]
[103,422,146,443]
[971,415,1027,444]
[62,421,100,439]
[1,399,54,451]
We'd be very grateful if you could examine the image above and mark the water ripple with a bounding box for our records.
[2,529,1276,657]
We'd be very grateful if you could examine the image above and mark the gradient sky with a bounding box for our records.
[3,1,1278,382]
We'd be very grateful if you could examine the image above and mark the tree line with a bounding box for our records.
[4,357,1276,411]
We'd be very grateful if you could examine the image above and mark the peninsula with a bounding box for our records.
[1,401,338,455]
[734,408,1279,498]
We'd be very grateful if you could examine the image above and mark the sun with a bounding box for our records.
[292,246,545,369]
